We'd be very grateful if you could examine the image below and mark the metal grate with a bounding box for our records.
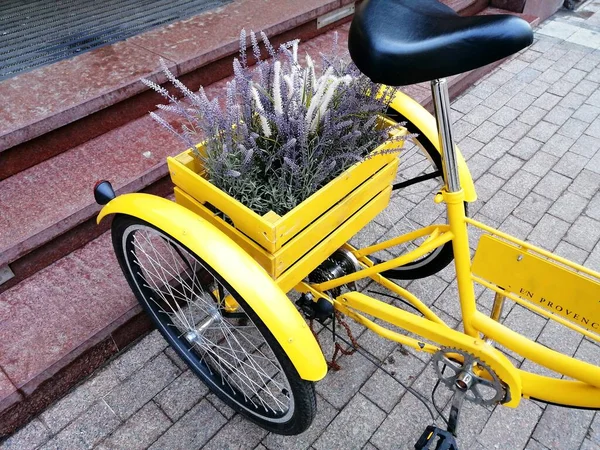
[0,0,230,81]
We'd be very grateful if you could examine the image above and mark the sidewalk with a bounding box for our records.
[4,2,600,449]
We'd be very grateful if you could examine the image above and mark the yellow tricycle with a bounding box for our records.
[94,0,600,446]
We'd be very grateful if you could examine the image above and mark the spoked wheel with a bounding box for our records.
[372,106,468,280]
[111,215,317,435]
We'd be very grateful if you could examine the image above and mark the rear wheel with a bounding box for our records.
[372,107,467,279]
[111,214,317,435]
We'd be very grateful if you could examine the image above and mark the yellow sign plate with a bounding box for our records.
[472,235,600,334]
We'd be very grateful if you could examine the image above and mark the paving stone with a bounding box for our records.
[567,134,600,159]
[467,154,495,180]
[41,366,120,433]
[205,392,236,420]
[478,190,521,224]
[513,192,553,225]
[499,120,532,143]
[548,191,588,222]
[586,115,600,140]
[554,151,589,178]
[506,92,537,112]
[573,80,599,97]
[0,418,51,450]
[204,413,268,450]
[263,395,338,450]
[522,151,560,177]
[588,412,600,446]
[148,399,226,450]
[153,369,209,421]
[560,91,588,110]
[349,221,387,249]
[538,319,584,357]
[564,67,588,85]
[489,154,524,180]
[532,92,562,110]
[554,240,589,265]
[581,438,600,450]
[566,215,600,251]
[360,350,426,413]
[540,133,575,158]
[587,148,600,174]
[588,192,600,220]
[527,121,560,143]
[547,78,576,97]
[532,170,572,200]
[314,393,385,450]
[451,93,483,114]
[463,104,496,126]
[543,105,574,126]
[533,405,594,450]
[500,215,534,241]
[519,106,549,126]
[575,339,600,366]
[469,80,501,100]
[479,136,513,160]
[485,89,518,111]
[486,68,515,86]
[163,346,189,372]
[111,330,168,381]
[502,170,541,199]
[370,392,440,450]
[95,402,171,450]
[526,438,551,449]
[470,122,503,144]
[489,106,521,128]
[38,430,87,450]
[316,351,376,410]
[403,275,450,308]
[558,117,590,140]
[527,80,551,98]
[503,58,530,74]
[574,104,600,125]
[457,136,484,159]
[515,67,543,83]
[519,49,542,64]
[104,353,181,420]
[527,213,571,250]
[474,173,504,202]
[570,169,600,200]
[61,400,121,449]
[476,400,543,450]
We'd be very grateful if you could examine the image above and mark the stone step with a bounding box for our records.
[0,0,357,181]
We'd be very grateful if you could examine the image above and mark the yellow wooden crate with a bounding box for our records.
[168,135,402,287]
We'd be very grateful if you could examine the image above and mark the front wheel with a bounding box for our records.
[111,214,317,435]
[371,107,467,279]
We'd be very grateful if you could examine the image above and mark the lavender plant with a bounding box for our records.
[144,31,404,216]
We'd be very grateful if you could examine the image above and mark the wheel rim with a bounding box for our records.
[121,224,295,422]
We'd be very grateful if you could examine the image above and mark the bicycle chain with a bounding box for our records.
[309,310,359,371]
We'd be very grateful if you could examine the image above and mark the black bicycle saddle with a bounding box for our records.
[348,0,534,86]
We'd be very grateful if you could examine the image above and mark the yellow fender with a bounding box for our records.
[98,193,327,381]
[389,90,477,202]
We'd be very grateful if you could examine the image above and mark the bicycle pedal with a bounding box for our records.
[414,425,459,450]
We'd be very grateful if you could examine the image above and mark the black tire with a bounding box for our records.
[373,106,467,280]
[111,214,317,435]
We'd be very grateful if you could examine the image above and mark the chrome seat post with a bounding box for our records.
[431,79,461,193]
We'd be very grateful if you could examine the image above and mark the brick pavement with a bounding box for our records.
[4,3,600,449]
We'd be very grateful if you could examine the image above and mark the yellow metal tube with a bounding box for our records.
[444,190,479,337]
[315,231,453,292]
[519,370,600,408]
[472,311,600,388]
